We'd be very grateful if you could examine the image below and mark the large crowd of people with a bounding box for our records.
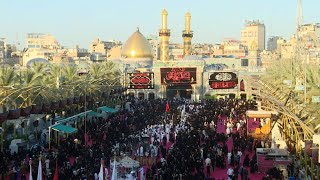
[0,97,283,180]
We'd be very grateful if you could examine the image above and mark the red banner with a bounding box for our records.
[161,68,196,84]
[209,72,238,89]
[210,81,237,89]
[128,72,154,89]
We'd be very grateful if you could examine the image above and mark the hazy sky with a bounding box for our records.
[1,0,319,49]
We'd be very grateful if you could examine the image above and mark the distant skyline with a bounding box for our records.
[1,0,319,49]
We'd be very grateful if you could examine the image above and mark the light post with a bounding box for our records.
[84,86,87,148]
[303,52,308,106]
[83,74,89,148]
[0,127,3,152]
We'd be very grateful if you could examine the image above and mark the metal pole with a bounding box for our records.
[84,83,87,148]
[317,165,319,180]
[0,128,3,152]
[58,132,60,146]
[311,158,314,180]
[305,150,308,179]
[48,127,51,150]
[304,53,308,106]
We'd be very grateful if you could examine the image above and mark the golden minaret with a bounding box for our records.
[182,12,193,57]
[159,9,170,61]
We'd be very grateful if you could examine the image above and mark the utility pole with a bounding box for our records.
[304,52,308,106]
[293,0,303,86]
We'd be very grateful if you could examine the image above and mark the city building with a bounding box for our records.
[147,35,160,60]
[107,45,122,60]
[269,23,320,64]
[23,33,89,66]
[89,38,120,56]
[241,20,266,51]
[260,50,279,68]
[0,39,20,65]
[299,23,320,42]
[26,33,60,49]
[0,39,18,61]
[0,40,5,61]
[211,44,224,57]
[221,39,247,57]
[169,44,184,60]
[267,36,281,51]
[192,44,212,57]
[276,37,295,59]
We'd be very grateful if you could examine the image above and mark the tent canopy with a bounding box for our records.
[119,156,140,168]
[98,106,118,113]
[51,124,77,134]
[86,111,103,117]
[54,117,64,122]
[56,110,101,124]
[246,110,278,118]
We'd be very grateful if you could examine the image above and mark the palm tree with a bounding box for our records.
[48,64,62,84]
[31,62,48,76]
[0,66,16,87]
[89,63,104,79]
[12,62,51,107]
[85,62,122,106]
[61,65,78,84]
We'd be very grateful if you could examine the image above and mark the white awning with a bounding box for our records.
[246,110,278,118]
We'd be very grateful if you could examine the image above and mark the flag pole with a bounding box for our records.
[111,155,117,180]
[29,158,33,180]
[53,158,59,180]
[37,155,42,180]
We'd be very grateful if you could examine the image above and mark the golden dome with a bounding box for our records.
[121,29,153,59]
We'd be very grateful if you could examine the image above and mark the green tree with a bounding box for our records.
[0,66,16,87]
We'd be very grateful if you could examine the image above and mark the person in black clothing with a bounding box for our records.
[243,154,250,167]
[163,135,167,146]
[233,165,239,180]
[250,159,255,173]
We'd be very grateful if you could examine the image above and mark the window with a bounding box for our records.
[229,94,236,99]
[148,93,155,100]
[138,92,144,100]
[128,92,134,97]
[240,94,247,100]
[241,59,248,66]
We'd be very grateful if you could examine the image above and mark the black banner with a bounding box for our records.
[127,72,154,89]
[161,67,196,84]
[209,72,238,89]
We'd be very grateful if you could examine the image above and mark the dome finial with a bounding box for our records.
[162,9,168,15]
